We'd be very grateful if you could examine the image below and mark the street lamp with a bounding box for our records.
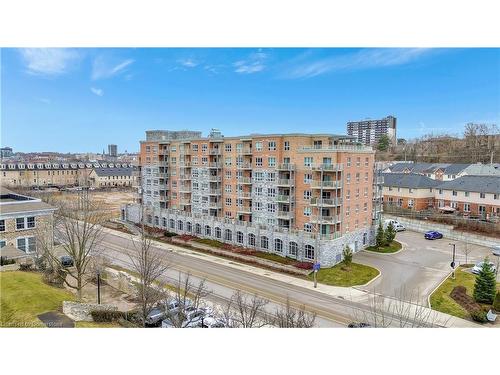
[449,243,456,280]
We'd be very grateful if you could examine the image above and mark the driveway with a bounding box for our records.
[354,230,498,303]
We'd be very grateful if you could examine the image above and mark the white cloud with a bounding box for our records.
[233,50,268,74]
[19,48,80,76]
[178,58,199,68]
[283,48,433,79]
[91,56,134,80]
[90,87,104,96]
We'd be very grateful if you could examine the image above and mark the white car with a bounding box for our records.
[471,261,496,275]
[492,245,500,257]
[384,219,405,232]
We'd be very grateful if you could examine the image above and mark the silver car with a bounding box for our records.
[471,261,496,275]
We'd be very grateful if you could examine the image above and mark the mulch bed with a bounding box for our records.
[450,286,481,313]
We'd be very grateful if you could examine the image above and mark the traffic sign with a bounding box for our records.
[450,261,455,269]
[313,263,321,272]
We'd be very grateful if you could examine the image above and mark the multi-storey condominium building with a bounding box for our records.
[123,129,383,266]
[347,115,397,146]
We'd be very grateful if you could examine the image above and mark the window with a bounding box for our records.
[274,238,283,253]
[215,227,222,239]
[480,192,485,199]
[186,222,192,232]
[267,203,276,213]
[260,236,269,249]
[192,144,198,151]
[304,223,312,233]
[195,224,202,235]
[16,218,25,230]
[303,207,311,217]
[346,157,351,167]
[303,190,312,200]
[356,157,360,167]
[225,198,232,206]
[346,205,351,217]
[225,143,232,152]
[178,220,183,231]
[255,141,263,151]
[355,173,360,183]
[0,240,5,248]
[225,229,232,241]
[268,157,276,167]
[205,225,211,236]
[304,173,312,184]
[225,157,232,166]
[465,191,470,197]
[284,141,290,151]
[267,188,276,197]
[288,242,298,257]
[346,189,350,200]
[255,157,263,167]
[346,173,351,184]
[268,141,276,151]
[409,188,414,194]
[237,231,244,244]
[408,199,414,208]
[17,237,36,253]
[248,233,256,247]
[154,216,159,225]
[452,190,457,196]
[365,157,369,167]
[304,157,313,167]
[364,202,368,212]
[0,220,4,232]
[305,245,314,260]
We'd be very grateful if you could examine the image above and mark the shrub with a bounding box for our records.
[470,309,488,323]
[342,245,353,267]
[385,222,396,245]
[164,231,177,237]
[293,262,314,270]
[90,310,125,322]
[493,292,500,312]
[19,263,33,271]
[0,256,16,266]
[376,221,385,249]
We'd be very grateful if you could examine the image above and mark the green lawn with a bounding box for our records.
[309,262,380,287]
[252,252,297,265]
[429,266,500,320]
[0,271,75,327]
[75,321,122,328]
[365,241,402,254]
[193,238,226,248]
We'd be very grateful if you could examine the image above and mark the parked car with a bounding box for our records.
[161,306,206,328]
[60,255,74,267]
[471,261,497,275]
[492,245,500,257]
[384,219,405,232]
[145,307,167,326]
[196,315,226,328]
[348,322,372,328]
[424,231,443,240]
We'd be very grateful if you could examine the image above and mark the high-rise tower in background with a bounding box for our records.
[347,116,397,146]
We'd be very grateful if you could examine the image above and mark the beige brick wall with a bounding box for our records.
[0,213,54,251]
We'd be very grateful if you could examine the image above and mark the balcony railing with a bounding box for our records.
[276,179,293,186]
[299,144,373,152]
[208,201,222,209]
[179,174,192,180]
[309,163,343,172]
[209,149,222,155]
[208,188,222,195]
[310,215,341,224]
[310,197,342,206]
[276,211,294,219]
[237,192,252,199]
[237,206,252,214]
[276,194,293,203]
[237,177,252,184]
[208,162,222,169]
[208,176,222,182]
[311,180,342,189]
[180,198,192,205]
[237,147,252,154]
[179,185,191,193]
[277,163,295,171]
[237,162,252,169]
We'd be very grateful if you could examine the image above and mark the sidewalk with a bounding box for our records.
[101,226,480,328]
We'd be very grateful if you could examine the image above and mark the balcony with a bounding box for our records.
[208,188,222,195]
[309,163,343,172]
[311,180,342,189]
[310,197,342,207]
[276,179,293,187]
[276,211,294,220]
[158,172,169,179]
[237,147,252,155]
[237,206,252,214]
[208,162,222,169]
[237,162,252,170]
[208,201,222,209]
[237,192,252,199]
[179,174,192,180]
[237,177,252,184]
[276,194,294,203]
[179,162,191,168]
[208,176,222,183]
[179,185,191,193]
[180,198,192,205]
[209,149,222,155]
[277,163,295,171]
[310,215,340,224]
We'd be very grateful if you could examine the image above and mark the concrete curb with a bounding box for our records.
[356,266,382,287]
[363,240,406,256]
[427,269,454,308]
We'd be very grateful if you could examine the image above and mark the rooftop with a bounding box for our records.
[0,187,56,216]
[382,173,440,189]
[436,175,500,194]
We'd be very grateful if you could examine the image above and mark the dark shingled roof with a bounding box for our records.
[436,175,500,194]
[93,167,133,177]
[389,162,471,175]
[382,173,440,189]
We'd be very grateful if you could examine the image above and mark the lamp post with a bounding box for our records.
[97,270,101,304]
[449,243,456,280]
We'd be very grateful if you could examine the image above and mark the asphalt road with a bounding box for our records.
[354,230,499,303]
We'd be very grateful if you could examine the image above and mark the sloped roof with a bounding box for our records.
[92,167,133,177]
[462,164,500,176]
[389,162,472,175]
[437,175,500,194]
[442,163,471,175]
[382,173,440,189]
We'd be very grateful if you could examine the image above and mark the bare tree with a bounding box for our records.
[350,287,450,328]
[53,194,105,300]
[128,226,170,327]
[164,271,211,328]
[272,297,316,328]
[218,290,269,328]
[463,242,472,265]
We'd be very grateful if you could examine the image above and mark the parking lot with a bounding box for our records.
[354,230,499,303]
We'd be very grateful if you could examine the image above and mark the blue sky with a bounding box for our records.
[1,48,499,153]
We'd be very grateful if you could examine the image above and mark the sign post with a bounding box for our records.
[313,263,320,288]
[449,243,456,280]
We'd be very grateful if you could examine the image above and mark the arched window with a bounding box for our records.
[205,225,211,236]
[195,223,202,235]
[186,222,192,232]
[248,233,256,247]
[154,216,159,225]
[363,232,367,245]
[224,229,232,241]
[147,215,152,224]
[215,227,222,239]
[288,242,298,257]
[169,219,175,229]
[274,238,283,253]
[178,220,183,231]
[162,217,167,228]
[236,231,244,244]
[260,236,268,249]
[305,245,315,260]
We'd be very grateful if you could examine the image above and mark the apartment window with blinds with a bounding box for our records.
[284,141,290,151]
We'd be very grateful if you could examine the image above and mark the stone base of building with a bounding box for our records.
[122,203,376,267]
